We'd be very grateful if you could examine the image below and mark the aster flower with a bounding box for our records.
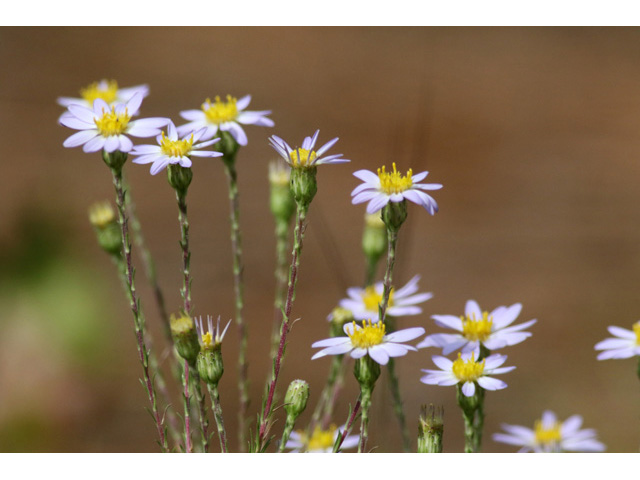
[312,320,425,366]
[337,275,432,322]
[57,79,148,110]
[493,410,605,452]
[60,93,169,153]
[269,130,350,168]
[176,94,273,146]
[285,424,359,453]
[417,300,536,356]
[420,352,515,397]
[351,163,442,214]
[594,321,640,360]
[195,315,231,350]
[130,121,222,175]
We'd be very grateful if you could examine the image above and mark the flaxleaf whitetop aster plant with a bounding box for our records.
[57,79,148,110]
[177,94,274,146]
[269,130,350,169]
[418,300,536,356]
[60,92,169,153]
[337,275,432,322]
[493,410,605,452]
[311,320,425,366]
[420,352,515,397]
[594,321,640,360]
[351,163,442,214]
[130,121,222,175]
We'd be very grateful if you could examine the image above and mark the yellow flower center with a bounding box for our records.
[451,352,485,382]
[80,80,119,104]
[377,163,413,195]
[307,425,338,451]
[461,311,494,342]
[634,322,640,346]
[169,314,194,335]
[160,132,194,157]
[361,286,394,312]
[201,332,213,349]
[289,148,317,168]
[94,107,131,137]
[88,202,115,228]
[534,420,562,446]
[348,320,386,349]
[201,95,238,124]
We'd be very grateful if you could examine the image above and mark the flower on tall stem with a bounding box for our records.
[177,94,273,145]
[285,424,359,453]
[493,410,605,452]
[351,163,442,214]
[337,275,432,322]
[594,321,640,360]
[312,320,425,366]
[60,93,169,153]
[57,79,148,111]
[130,121,222,175]
[269,130,350,168]
[418,300,536,356]
[420,352,515,397]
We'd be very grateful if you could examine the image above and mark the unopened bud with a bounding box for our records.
[328,307,354,336]
[170,313,200,366]
[89,202,121,256]
[269,161,295,222]
[362,212,387,265]
[418,404,444,453]
[284,379,310,421]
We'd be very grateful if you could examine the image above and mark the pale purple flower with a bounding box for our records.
[594,321,640,360]
[269,130,349,168]
[57,79,148,110]
[285,424,359,453]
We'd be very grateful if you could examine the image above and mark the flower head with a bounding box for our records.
[312,320,424,366]
[594,321,640,360]
[285,424,359,453]
[60,93,169,153]
[130,121,222,175]
[195,315,231,350]
[418,300,536,357]
[493,410,605,452]
[269,130,349,169]
[57,79,149,114]
[177,94,273,146]
[338,275,432,322]
[420,351,515,397]
[351,163,442,214]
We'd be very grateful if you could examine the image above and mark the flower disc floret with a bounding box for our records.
[348,320,385,349]
[534,419,562,446]
[290,148,317,168]
[451,352,485,382]
[378,163,413,194]
[94,106,131,137]
[202,95,239,124]
[160,131,194,157]
[285,424,359,452]
[269,130,349,169]
[462,312,493,342]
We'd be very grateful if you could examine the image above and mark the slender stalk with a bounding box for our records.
[110,165,167,452]
[358,387,373,453]
[278,418,295,453]
[333,396,361,453]
[222,157,249,450]
[271,218,290,357]
[457,384,485,453]
[207,384,228,453]
[378,229,398,324]
[386,357,410,452]
[258,205,308,449]
[183,360,192,453]
[310,354,346,432]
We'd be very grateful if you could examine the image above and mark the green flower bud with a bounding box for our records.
[102,150,128,172]
[354,355,380,390]
[418,404,444,453]
[329,307,354,336]
[167,164,193,195]
[89,202,121,256]
[362,212,387,265]
[196,348,224,386]
[284,379,310,420]
[290,166,317,208]
[214,130,240,160]
[170,313,200,366]
[269,161,296,223]
[382,200,408,233]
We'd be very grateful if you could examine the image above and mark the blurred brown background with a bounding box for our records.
[1,27,639,452]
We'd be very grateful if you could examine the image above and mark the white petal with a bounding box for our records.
[432,315,464,331]
[461,381,476,397]
[465,300,482,319]
[477,376,507,391]
[63,129,98,148]
[368,346,389,365]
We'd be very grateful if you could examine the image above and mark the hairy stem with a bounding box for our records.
[207,383,228,453]
[183,360,192,453]
[378,229,398,324]
[358,387,373,453]
[271,218,291,357]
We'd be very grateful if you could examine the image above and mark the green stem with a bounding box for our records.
[278,417,295,453]
[207,383,228,453]
[222,157,249,451]
[379,229,398,323]
[271,218,291,357]
[309,354,345,432]
[110,164,167,452]
[176,191,191,315]
[182,360,192,453]
[386,356,411,452]
[358,386,373,453]
[457,384,485,453]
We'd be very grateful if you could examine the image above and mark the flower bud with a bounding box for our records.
[290,166,318,208]
[362,212,387,265]
[89,202,121,256]
[167,164,193,195]
[382,200,408,233]
[102,150,128,172]
[418,404,444,453]
[328,307,354,336]
[284,379,310,420]
[353,355,380,390]
[170,313,200,366]
[196,348,224,386]
[269,161,295,223]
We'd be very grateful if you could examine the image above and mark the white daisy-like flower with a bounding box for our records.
[351,163,442,214]
[60,93,169,153]
[130,121,222,175]
[337,275,432,322]
[269,130,350,168]
[57,79,148,111]
[285,424,359,453]
[420,352,515,397]
[311,320,425,366]
[194,315,231,349]
[417,300,536,357]
[594,321,640,360]
[493,410,605,452]
[176,94,273,146]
